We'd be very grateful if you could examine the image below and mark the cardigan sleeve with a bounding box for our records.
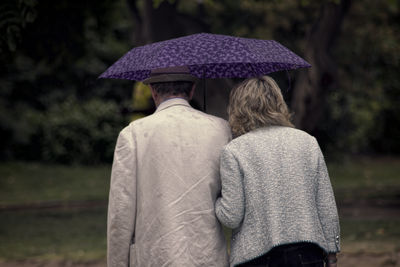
[314,138,341,253]
[215,147,245,229]
[107,126,137,267]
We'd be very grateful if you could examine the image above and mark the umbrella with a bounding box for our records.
[99,32,310,81]
[99,33,311,112]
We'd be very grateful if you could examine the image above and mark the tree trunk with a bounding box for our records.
[291,0,352,133]
[126,0,210,45]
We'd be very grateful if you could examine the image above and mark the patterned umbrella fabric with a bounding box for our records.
[99,33,310,81]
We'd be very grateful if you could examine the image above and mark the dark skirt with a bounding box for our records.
[236,242,325,267]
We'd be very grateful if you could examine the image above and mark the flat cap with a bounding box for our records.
[142,66,198,84]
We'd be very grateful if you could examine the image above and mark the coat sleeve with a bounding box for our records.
[215,147,245,229]
[313,138,341,253]
[107,127,137,267]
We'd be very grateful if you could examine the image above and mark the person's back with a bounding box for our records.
[215,76,340,267]
[219,126,339,265]
[107,67,231,267]
[131,99,230,266]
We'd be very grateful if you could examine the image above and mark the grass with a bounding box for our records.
[0,162,110,261]
[328,157,400,202]
[328,157,400,188]
[1,158,398,206]
[222,219,400,256]
[340,218,400,253]
[0,207,107,261]
[0,157,399,261]
[0,162,111,206]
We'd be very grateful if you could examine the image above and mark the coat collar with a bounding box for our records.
[155,97,191,113]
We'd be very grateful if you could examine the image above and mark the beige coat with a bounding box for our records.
[108,98,231,267]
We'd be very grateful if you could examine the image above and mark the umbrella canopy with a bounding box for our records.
[99,33,310,81]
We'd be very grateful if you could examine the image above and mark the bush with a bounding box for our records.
[5,98,128,164]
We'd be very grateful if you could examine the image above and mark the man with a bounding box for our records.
[107,66,231,267]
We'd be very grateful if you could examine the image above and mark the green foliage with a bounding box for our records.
[0,0,134,163]
[0,0,37,54]
[323,0,400,154]
[203,0,317,45]
[22,98,127,164]
[202,0,397,155]
[153,0,177,9]
[1,0,399,163]
[1,97,128,164]
[41,98,122,164]
[0,0,133,102]
[132,82,152,110]
[203,0,400,155]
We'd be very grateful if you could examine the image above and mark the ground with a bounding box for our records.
[1,252,399,267]
[0,159,399,266]
[1,201,399,267]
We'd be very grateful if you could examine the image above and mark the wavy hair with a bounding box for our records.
[228,76,294,137]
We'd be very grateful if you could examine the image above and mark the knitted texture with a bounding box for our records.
[215,126,340,267]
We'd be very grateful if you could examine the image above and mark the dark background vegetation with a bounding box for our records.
[1,1,399,266]
[1,0,399,164]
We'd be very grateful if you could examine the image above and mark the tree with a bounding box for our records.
[126,0,209,45]
[0,0,134,163]
[291,0,352,133]
[1,0,399,163]
[324,0,400,154]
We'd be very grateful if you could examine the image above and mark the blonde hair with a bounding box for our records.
[228,76,294,137]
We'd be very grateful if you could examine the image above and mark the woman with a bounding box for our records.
[215,76,340,267]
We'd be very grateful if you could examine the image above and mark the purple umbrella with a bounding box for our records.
[99,33,310,81]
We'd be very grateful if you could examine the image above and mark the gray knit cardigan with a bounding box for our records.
[215,126,340,267]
